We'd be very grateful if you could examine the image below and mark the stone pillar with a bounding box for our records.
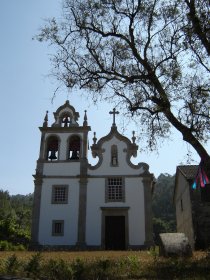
[82,131,88,159]
[143,177,154,247]
[76,128,88,250]
[38,131,46,160]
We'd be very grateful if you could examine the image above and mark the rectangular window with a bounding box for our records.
[180,199,183,212]
[52,185,68,204]
[52,220,64,236]
[106,177,125,202]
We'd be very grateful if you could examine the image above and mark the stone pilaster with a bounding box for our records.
[31,176,42,246]
[38,131,46,160]
[82,131,88,159]
[76,177,88,248]
[76,158,88,248]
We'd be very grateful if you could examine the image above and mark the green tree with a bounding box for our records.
[183,0,210,56]
[152,174,176,242]
[10,194,33,232]
[0,190,13,219]
[37,0,210,170]
[0,190,32,248]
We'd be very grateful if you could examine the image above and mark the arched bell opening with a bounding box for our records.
[60,113,71,127]
[68,135,81,160]
[46,136,59,161]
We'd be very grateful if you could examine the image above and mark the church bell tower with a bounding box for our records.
[31,100,91,247]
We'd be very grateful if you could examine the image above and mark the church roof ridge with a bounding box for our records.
[177,165,198,180]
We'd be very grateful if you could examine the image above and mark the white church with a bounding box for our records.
[31,100,154,250]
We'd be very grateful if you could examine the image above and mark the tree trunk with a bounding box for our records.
[164,108,210,177]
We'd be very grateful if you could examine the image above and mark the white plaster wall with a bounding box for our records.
[89,136,144,176]
[86,177,145,246]
[38,178,79,245]
[43,162,80,176]
[175,173,194,247]
[86,178,104,245]
[126,178,145,245]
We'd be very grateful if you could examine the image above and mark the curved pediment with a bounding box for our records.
[90,126,144,171]
[52,100,80,127]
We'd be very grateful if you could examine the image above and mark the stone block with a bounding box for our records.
[159,233,192,257]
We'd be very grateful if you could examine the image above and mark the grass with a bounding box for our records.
[0,250,152,262]
[0,250,209,279]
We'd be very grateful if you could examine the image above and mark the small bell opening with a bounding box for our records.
[48,150,58,161]
[46,136,59,161]
[68,135,80,160]
[62,114,71,127]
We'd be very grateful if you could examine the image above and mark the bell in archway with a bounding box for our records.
[48,150,57,161]
[70,150,79,160]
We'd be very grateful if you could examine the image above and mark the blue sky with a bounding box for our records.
[0,1,209,195]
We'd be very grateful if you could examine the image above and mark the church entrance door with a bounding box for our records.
[105,216,125,250]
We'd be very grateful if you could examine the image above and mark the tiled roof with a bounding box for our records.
[177,165,198,180]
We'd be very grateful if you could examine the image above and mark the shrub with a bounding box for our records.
[0,240,26,251]
[93,258,112,279]
[24,252,42,279]
[126,255,141,278]
[0,240,12,251]
[42,259,74,280]
[71,258,86,280]
[5,254,20,274]
[13,244,26,251]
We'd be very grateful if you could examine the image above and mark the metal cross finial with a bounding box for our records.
[109,108,119,126]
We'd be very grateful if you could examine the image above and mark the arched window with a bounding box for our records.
[111,145,118,166]
[68,135,80,160]
[46,136,59,161]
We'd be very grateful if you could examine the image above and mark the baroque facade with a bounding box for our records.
[31,101,154,250]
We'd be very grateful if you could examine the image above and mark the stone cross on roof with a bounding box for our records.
[109,108,119,127]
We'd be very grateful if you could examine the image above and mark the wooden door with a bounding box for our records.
[105,216,125,250]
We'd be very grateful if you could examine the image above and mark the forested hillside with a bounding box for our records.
[0,173,176,249]
[152,173,176,243]
[0,190,33,250]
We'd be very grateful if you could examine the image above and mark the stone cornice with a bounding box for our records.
[37,159,82,163]
[39,126,91,133]
[36,173,153,179]
[100,206,130,211]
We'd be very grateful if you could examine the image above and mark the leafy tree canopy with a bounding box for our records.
[37,0,210,168]
[152,173,176,242]
[0,190,32,247]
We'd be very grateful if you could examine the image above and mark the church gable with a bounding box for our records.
[89,125,149,174]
